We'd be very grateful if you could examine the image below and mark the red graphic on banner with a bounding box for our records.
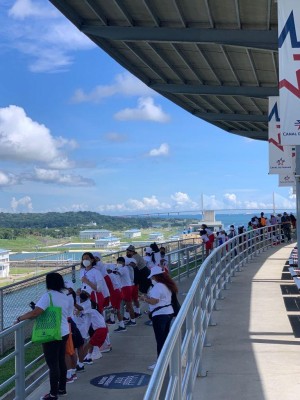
[268,133,284,152]
[279,55,300,97]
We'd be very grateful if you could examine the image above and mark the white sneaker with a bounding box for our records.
[148,362,156,370]
[99,344,112,353]
[91,347,102,360]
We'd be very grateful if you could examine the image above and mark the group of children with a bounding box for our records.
[64,244,169,381]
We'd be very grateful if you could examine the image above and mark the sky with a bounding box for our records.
[0,0,296,215]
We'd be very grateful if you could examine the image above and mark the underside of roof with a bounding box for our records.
[50,0,279,141]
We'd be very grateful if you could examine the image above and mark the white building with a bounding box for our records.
[0,249,10,278]
[80,229,112,240]
[124,229,141,239]
[148,232,164,241]
[95,237,120,248]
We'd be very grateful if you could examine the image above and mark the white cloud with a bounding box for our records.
[33,168,95,187]
[0,171,19,186]
[171,192,197,208]
[98,195,172,213]
[72,72,154,103]
[0,105,74,168]
[9,0,58,19]
[114,97,170,122]
[96,191,297,215]
[148,143,169,157]
[11,196,33,212]
[5,3,94,72]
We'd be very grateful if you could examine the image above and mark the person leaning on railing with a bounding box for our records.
[140,266,178,371]
[14,272,71,400]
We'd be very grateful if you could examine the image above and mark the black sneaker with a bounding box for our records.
[76,365,85,372]
[114,326,127,332]
[40,394,58,400]
[83,358,93,365]
[134,312,142,318]
[125,320,137,327]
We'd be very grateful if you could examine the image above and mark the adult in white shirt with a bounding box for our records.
[140,266,178,371]
[15,272,70,400]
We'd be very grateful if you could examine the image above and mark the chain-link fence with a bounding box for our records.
[0,238,204,355]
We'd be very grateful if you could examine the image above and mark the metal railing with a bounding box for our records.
[0,239,206,399]
[143,225,283,400]
[0,238,201,333]
[0,226,284,399]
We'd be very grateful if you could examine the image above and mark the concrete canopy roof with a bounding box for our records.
[50,0,279,141]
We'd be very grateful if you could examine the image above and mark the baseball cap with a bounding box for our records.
[126,245,136,252]
[148,266,164,279]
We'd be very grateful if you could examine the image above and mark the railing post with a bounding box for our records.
[187,248,190,278]
[15,324,26,400]
[169,332,182,400]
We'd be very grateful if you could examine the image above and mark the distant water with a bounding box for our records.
[216,213,255,229]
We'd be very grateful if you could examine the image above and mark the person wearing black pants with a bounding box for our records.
[15,273,72,400]
[141,266,178,371]
[152,314,173,356]
[43,335,69,396]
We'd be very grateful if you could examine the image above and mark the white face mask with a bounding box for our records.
[82,259,91,267]
[151,278,157,285]
[116,263,123,268]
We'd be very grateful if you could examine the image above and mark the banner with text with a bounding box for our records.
[278,173,296,187]
[268,96,295,173]
[278,0,300,145]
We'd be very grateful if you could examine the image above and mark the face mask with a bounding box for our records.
[82,260,91,267]
[151,279,157,285]
[116,263,123,268]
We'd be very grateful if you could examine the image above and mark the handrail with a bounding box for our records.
[0,240,205,399]
[143,225,282,400]
[0,225,284,399]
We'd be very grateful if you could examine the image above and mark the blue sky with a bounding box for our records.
[0,0,296,215]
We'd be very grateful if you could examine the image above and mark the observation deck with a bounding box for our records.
[27,243,299,400]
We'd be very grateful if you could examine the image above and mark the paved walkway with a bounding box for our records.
[27,243,299,400]
[27,271,195,400]
[194,243,300,400]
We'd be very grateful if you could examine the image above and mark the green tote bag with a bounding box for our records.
[31,293,62,343]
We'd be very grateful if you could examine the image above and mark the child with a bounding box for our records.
[72,290,92,371]
[105,265,127,332]
[83,301,108,364]
[115,256,136,326]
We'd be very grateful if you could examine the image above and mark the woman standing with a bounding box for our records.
[141,266,178,370]
[15,272,70,400]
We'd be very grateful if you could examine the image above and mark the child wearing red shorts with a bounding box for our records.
[83,301,108,364]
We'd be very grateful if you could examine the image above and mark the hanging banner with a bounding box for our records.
[268,97,296,173]
[278,173,296,187]
[278,0,300,145]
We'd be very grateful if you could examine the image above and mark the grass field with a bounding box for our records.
[0,341,44,397]
[0,228,183,253]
